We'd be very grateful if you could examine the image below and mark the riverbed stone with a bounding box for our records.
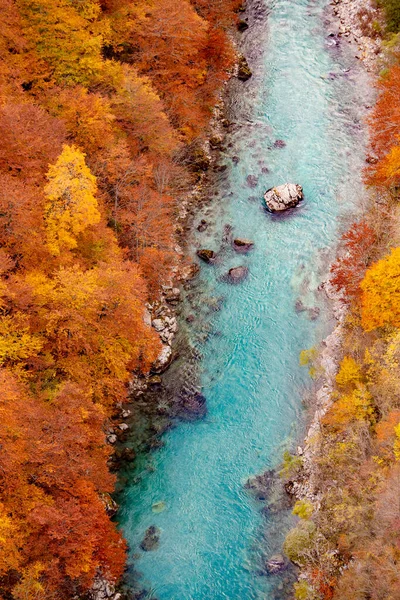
[264,183,304,213]
[197,219,208,232]
[164,287,181,304]
[238,55,252,81]
[245,470,275,500]
[152,318,165,332]
[152,345,172,373]
[246,174,259,188]
[140,526,161,551]
[100,492,118,517]
[266,554,287,574]
[233,238,254,253]
[152,501,167,513]
[227,266,249,283]
[178,391,207,421]
[197,249,216,263]
[237,19,249,31]
[148,375,162,386]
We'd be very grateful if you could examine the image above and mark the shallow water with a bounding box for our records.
[118,0,372,598]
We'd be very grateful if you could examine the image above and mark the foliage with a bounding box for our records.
[0,0,240,596]
[44,145,101,255]
[293,500,314,520]
[330,222,375,299]
[378,0,400,32]
[335,356,363,388]
[361,247,400,331]
[367,64,400,188]
[294,580,318,600]
[284,521,317,566]
[279,450,303,479]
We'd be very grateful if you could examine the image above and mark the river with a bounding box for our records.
[117,0,372,598]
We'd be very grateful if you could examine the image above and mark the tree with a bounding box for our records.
[0,103,65,182]
[330,222,375,300]
[361,247,400,331]
[368,144,400,190]
[367,65,400,188]
[335,356,363,389]
[44,145,101,256]
[16,0,108,87]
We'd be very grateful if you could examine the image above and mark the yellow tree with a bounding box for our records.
[361,247,400,331]
[44,145,101,256]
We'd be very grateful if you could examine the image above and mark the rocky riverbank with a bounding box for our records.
[294,0,382,508]
[282,0,384,594]
[327,0,382,72]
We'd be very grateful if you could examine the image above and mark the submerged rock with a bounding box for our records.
[178,391,207,421]
[223,224,234,243]
[152,501,167,513]
[140,526,160,551]
[197,249,216,263]
[245,470,275,500]
[197,219,208,232]
[246,174,259,188]
[227,266,249,283]
[273,139,286,148]
[266,554,287,575]
[233,238,254,253]
[308,306,320,321]
[264,183,304,213]
[295,299,307,313]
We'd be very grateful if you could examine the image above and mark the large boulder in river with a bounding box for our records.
[264,183,304,213]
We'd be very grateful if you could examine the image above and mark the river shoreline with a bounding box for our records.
[286,0,383,594]
[294,0,381,508]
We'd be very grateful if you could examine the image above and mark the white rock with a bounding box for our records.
[152,318,166,332]
[152,345,172,373]
[264,183,304,212]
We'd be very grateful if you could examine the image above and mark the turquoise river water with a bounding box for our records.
[118,0,372,597]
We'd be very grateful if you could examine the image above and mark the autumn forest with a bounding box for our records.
[3,0,400,599]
